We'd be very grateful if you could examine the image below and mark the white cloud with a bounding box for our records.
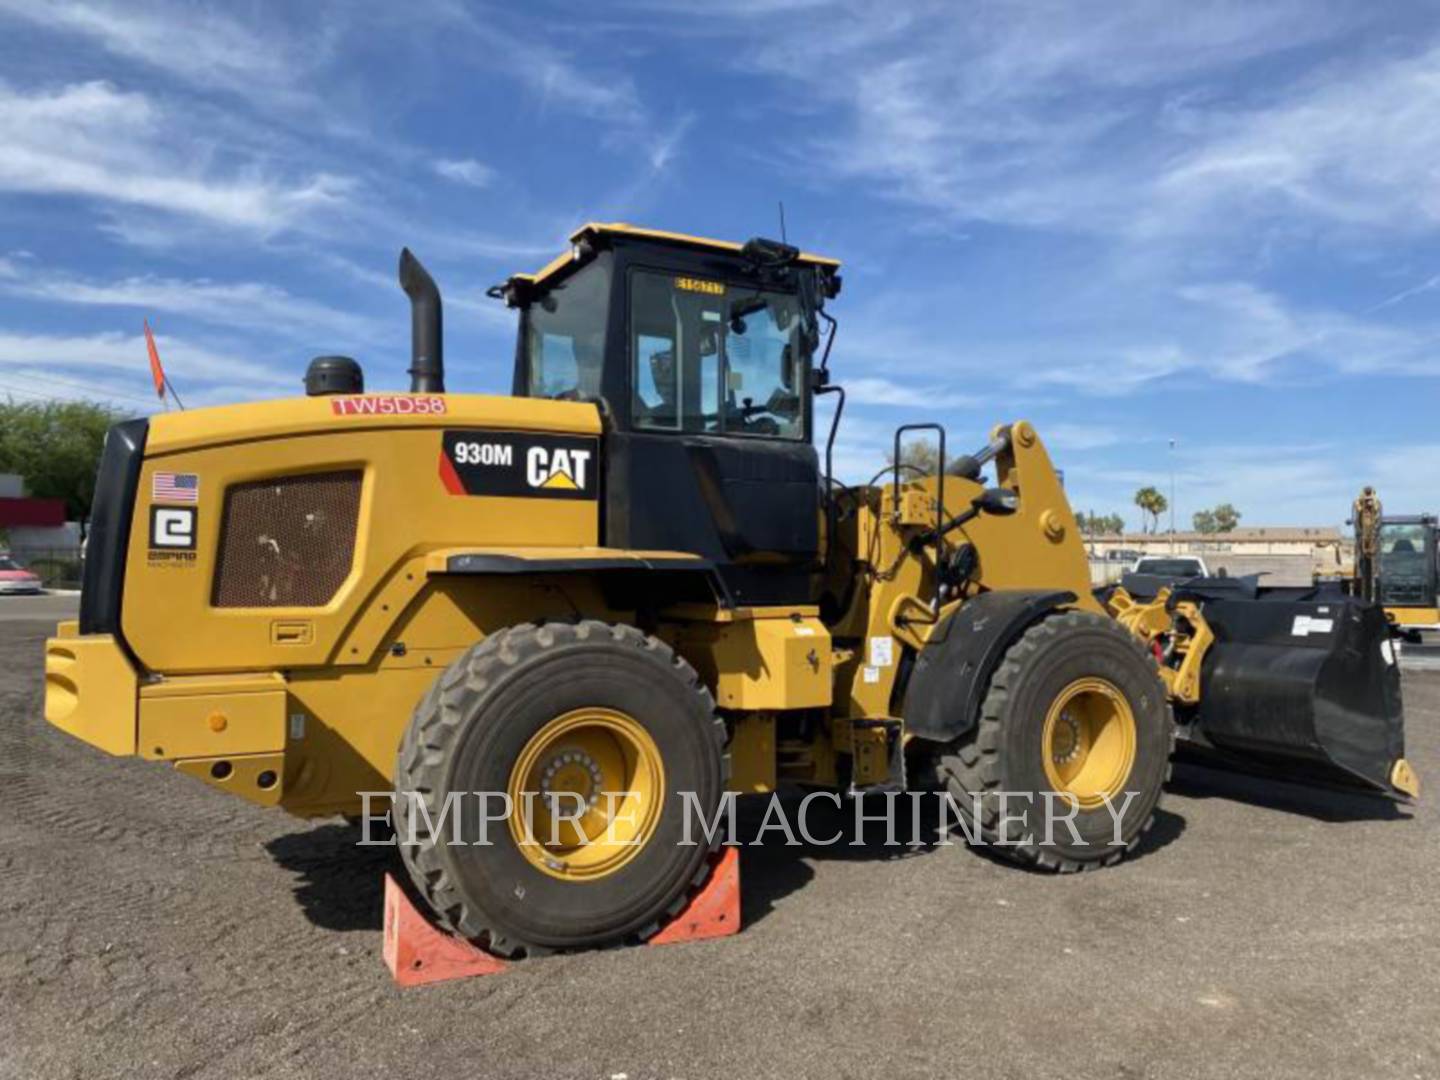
[3,270,385,344]
[0,330,292,393]
[1174,282,1434,380]
[436,10,643,126]
[639,0,1439,272]
[842,376,974,409]
[646,114,694,173]
[506,42,642,125]
[705,1,1364,233]
[0,0,305,96]
[811,409,900,483]
[1061,433,1440,529]
[1363,444,1440,516]
[1040,423,1124,452]
[984,279,1438,395]
[1056,439,1343,529]
[0,80,354,232]
[1367,272,1440,313]
[1019,344,1189,396]
[1152,44,1440,236]
[433,158,494,188]
[0,365,164,410]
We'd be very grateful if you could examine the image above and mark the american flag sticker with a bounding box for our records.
[152,472,200,504]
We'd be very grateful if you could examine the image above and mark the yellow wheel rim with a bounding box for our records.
[507,708,664,881]
[1041,677,1137,810]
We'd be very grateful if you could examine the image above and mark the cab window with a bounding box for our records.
[524,258,611,401]
[629,269,807,439]
[1381,524,1427,557]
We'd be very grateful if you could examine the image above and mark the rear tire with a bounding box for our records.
[394,620,727,957]
[935,610,1172,871]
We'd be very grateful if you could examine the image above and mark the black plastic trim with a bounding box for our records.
[440,552,734,608]
[902,589,1076,743]
[79,418,149,636]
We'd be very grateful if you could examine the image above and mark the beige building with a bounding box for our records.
[1086,527,1349,586]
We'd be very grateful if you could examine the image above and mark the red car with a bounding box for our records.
[0,554,42,595]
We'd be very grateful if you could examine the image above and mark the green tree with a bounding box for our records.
[1193,503,1241,534]
[1133,486,1168,533]
[1078,510,1125,536]
[0,400,124,540]
[885,438,975,478]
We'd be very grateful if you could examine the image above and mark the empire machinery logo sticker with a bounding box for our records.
[439,431,599,500]
[148,471,200,566]
[148,505,198,565]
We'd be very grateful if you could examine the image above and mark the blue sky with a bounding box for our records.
[1,1,1437,528]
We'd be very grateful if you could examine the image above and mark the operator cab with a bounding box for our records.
[494,224,842,605]
[1378,515,1439,612]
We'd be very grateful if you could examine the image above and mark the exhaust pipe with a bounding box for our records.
[399,248,444,393]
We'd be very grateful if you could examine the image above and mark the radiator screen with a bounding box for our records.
[211,470,362,608]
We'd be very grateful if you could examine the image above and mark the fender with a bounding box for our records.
[902,589,1076,743]
[431,548,733,610]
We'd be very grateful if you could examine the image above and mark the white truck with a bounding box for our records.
[1130,554,1209,580]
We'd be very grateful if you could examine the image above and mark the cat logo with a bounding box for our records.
[527,446,592,491]
[440,430,597,500]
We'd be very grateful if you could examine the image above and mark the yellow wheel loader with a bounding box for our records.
[44,224,1417,957]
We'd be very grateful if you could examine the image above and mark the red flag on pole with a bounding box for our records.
[143,319,167,401]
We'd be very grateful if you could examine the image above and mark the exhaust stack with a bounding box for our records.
[399,248,444,393]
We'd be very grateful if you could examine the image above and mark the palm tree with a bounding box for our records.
[1133,486,1169,533]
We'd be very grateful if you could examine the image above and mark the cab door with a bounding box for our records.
[606,268,819,606]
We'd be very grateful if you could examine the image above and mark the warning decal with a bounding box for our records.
[1291,614,1335,637]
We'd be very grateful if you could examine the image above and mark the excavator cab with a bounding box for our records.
[1378,515,1440,637]
[494,224,842,605]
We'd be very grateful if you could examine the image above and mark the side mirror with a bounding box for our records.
[795,267,822,352]
[974,487,1019,516]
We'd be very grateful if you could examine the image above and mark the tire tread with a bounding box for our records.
[393,619,727,958]
[934,609,1175,873]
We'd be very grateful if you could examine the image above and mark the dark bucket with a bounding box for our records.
[1183,591,1405,793]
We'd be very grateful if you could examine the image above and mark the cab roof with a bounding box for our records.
[508,222,842,293]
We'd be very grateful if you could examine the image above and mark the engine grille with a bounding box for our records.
[212,470,363,608]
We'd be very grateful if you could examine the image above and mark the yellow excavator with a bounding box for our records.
[1352,486,1439,641]
[44,224,1416,957]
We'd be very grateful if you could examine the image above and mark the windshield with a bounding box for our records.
[1379,523,1434,605]
[1136,558,1202,577]
[1380,524,1428,560]
[523,257,612,401]
[0,556,23,571]
[630,269,808,439]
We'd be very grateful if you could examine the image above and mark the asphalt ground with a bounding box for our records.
[2,596,1437,1079]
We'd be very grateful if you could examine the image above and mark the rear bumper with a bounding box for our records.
[45,622,138,755]
[45,624,288,806]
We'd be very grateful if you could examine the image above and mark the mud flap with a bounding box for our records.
[1184,594,1406,794]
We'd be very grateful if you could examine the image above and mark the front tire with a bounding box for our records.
[935,610,1172,871]
[394,621,727,957]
